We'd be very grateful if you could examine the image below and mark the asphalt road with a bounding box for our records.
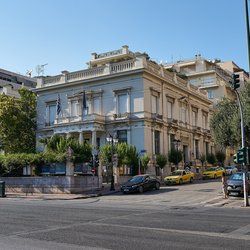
[0,180,250,250]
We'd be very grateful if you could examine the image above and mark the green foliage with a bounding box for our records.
[99,144,113,165]
[99,143,139,175]
[206,153,216,165]
[211,84,250,149]
[156,154,168,169]
[0,88,36,153]
[41,135,92,163]
[215,151,226,166]
[168,149,182,165]
[140,154,150,174]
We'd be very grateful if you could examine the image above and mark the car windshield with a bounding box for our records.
[171,171,182,176]
[225,166,234,169]
[206,168,216,172]
[229,173,243,181]
[128,176,144,182]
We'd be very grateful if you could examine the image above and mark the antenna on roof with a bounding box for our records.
[26,69,33,77]
[35,63,48,76]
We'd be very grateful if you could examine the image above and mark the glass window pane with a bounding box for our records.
[152,95,157,114]
[93,97,100,114]
[167,101,172,118]
[49,105,56,125]
[118,94,128,114]
[71,100,78,117]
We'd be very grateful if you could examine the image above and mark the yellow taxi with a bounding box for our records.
[164,170,195,185]
[202,167,225,179]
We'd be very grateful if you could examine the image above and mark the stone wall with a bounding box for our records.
[0,176,99,194]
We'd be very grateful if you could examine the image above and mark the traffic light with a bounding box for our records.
[231,73,240,90]
[236,147,247,164]
[233,153,238,164]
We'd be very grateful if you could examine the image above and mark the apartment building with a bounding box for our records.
[164,55,237,105]
[0,68,37,97]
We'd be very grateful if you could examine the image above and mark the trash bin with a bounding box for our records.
[0,181,6,197]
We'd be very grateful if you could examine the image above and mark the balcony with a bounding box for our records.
[151,113,163,120]
[113,112,131,120]
[54,114,105,125]
[167,118,179,128]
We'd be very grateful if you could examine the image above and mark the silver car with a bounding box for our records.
[225,166,238,175]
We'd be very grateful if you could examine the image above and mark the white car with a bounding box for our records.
[225,166,238,175]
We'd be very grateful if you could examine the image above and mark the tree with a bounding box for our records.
[210,84,250,149]
[199,154,206,168]
[206,153,216,165]
[215,151,226,167]
[140,154,150,174]
[210,98,240,150]
[156,154,168,179]
[0,88,36,153]
[168,149,182,166]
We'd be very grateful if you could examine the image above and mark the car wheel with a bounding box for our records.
[155,182,160,190]
[138,186,144,193]
[179,179,183,185]
[214,174,217,179]
[190,177,193,183]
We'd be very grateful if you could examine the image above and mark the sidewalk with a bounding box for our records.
[4,183,120,200]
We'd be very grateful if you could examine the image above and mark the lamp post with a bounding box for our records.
[106,134,118,191]
[173,139,181,169]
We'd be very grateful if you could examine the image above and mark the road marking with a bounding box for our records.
[229,224,250,236]
[89,222,250,241]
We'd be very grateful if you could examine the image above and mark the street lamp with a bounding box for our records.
[106,133,118,191]
[173,139,181,169]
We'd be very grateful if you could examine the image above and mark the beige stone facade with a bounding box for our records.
[35,46,214,175]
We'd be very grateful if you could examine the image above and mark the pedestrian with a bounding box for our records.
[222,172,228,199]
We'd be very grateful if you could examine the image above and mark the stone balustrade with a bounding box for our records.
[55,113,105,125]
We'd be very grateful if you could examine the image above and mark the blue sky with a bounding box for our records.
[0,0,247,76]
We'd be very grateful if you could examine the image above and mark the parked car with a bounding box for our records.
[202,167,225,179]
[224,166,238,175]
[227,172,250,196]
[120,175,160,194]
[164,170,195,185]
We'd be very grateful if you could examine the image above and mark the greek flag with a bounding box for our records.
[56,94,61,116]
[83,90,87,110]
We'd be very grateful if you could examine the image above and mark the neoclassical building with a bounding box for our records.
[35,46,213,171]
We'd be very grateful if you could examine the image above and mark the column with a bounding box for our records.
[79,131,84,144]
[91,130,97,149]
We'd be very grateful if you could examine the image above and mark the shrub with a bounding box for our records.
[156,154,168,169]
[168,149,182,165]
[206,153,216,165]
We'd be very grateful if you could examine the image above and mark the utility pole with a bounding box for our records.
[245,0,250,72]
[235,90,249,206]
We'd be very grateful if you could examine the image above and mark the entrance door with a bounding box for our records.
[183,145,189,164]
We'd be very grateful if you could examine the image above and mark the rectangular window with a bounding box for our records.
[192,110,197,127]
[93,97,100,114]
[48,104,56,125]
[207,90,214,99]
[170,134,175,150]
[152,95,158,114]
[167,101,173,119]
[206,142,209,156]
[195,140,199,159]
[118,94,128,114]
[182,107,187,123]
[117,130,127,143]
[202,114,208,129]
[71,100,78,117]
[154,131,160,154]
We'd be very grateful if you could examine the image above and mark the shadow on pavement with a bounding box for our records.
[116,187,179,196]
